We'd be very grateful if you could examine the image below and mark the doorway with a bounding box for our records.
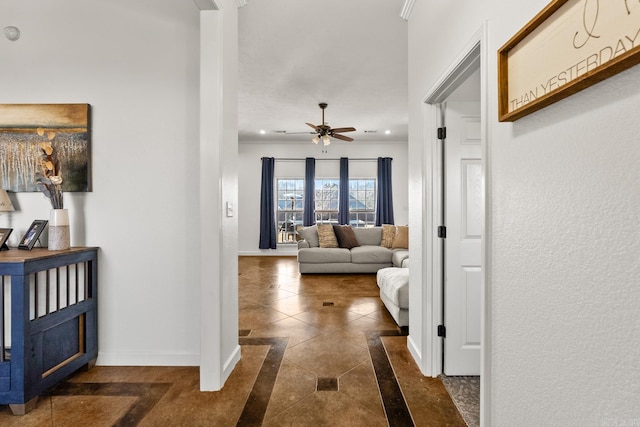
[421,24,489,426]
[440,89,482,376]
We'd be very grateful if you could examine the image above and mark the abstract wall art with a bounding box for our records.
[0,104,91,192]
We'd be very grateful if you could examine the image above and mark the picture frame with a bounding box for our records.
[18,220,47,250]
[498,0,640,121]
[0,228,12,251]
[0,103,92,192]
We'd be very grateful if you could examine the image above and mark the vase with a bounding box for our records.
[48,208,70,250]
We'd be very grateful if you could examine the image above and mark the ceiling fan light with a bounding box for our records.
[312,136,320,144]
[322,135,331,146]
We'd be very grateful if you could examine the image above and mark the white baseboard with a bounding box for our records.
[222,344,241,383]
[238,250,297,256]
[407,334,427,374]
[96,351,200,366]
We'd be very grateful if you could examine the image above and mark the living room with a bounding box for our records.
[238,141,409,256]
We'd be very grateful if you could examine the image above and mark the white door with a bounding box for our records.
[443,100,482,375]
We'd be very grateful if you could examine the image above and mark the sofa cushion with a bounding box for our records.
[352,227,382,246]
[317,224,338,248]
[392,225,409,249]
[333,225,360,249]
[380,224,396,248]
[297,247,351,264]
[350,245,393,264]
[391,250,409,268]
[297,225,319,248]
[376,267,410,309]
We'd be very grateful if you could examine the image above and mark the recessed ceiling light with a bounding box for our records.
[385,130,391,135]
[259,129,266,134]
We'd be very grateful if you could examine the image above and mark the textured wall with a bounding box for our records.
[491,69,640,425]
[408,0,640,424]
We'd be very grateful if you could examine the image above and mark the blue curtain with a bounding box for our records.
[303,157,316,226]
[375,157,394,226]
[259,157,277,249]
[338,157,349,225]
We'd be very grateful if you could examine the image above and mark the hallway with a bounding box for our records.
[0,256,467,426]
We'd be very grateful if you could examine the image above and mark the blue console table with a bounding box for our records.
[0,247,98,414]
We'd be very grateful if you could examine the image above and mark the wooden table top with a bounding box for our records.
[0,247,98,263]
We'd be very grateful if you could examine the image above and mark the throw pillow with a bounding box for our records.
[297,225,319,248]
[332,225,360,249]
[317,224,339,248]
[380,224,396,248]
[392,225,409,249]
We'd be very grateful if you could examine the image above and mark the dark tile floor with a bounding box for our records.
[0,256,467,426]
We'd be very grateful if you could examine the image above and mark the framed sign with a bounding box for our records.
[498,0,640,122]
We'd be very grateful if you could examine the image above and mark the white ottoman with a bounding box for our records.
[376,267,409,327]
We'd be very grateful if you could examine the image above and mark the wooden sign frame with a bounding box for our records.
[498,0,640,122]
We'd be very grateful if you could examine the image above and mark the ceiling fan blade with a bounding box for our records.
[284,131,315,135]
[305,122,320,131]
[330,127,356,133]
[332,133,354,142]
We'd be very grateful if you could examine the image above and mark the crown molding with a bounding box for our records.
[400,0,415,21]
[235,0,248,7]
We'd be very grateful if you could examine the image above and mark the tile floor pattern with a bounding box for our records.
[0,256,469,426]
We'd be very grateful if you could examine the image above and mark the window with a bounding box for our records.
[349,179,376,227]
[276,177,376,244]
[276,179,304,243]
[314,178,376,227]
[314,178,339,224]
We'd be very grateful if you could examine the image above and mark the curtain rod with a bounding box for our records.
[273,158,382,162]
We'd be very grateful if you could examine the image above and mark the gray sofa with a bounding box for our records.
[376,267,409,327]
[297,225,409,274]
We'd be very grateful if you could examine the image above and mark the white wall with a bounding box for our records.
[408,1,640,425]
[238,141,408,255]
[1,0,203,365]
[199,2,240,391]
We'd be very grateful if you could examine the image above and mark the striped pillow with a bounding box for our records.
[380,224,396,248]
[317,224,339,248]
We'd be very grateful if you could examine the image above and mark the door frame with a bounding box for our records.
[420,23,491,425]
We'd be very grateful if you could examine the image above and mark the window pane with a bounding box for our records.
[276,178,304,244]
[347,178,376,227]
[315,178,339,224]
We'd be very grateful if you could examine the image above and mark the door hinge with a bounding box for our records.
[437,324,446,338]
[437,127,446,140]
[438,226,446,238]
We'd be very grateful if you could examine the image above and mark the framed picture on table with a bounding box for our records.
[18,220,47,250]
[0,228,12,251]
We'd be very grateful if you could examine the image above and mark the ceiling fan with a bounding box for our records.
[303,103,356,146]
